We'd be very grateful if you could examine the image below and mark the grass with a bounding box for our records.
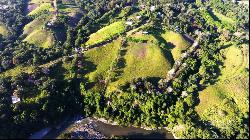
[24,14,52,35]
[23,13,55,48]
[84,39,122,83]
[196,45,249,130]
[212,10,236,25]
[0,65,35,78]
[85,21,126,46]
[0,22,9,37]
[161,31,191,60]
[24,29,55,48]
[107,40,172,92]
[28,3,53,17]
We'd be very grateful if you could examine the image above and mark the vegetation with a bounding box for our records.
[161,31,191,60]
[0,0,249,139]
[0,22,9,37]
[85,21,126,46]
[28,3,53,18]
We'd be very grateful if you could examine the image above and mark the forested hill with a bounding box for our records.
[0,0,249,139]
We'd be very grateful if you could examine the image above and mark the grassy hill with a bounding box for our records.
[85,21,126,46]
[28,3,53,17]
[0,22,9,38]
[84,39,122,84]
[196,44,249,133]
[107,40,172,92]
[24,28,56,48]
[161,31,191,61]
[23,0,82,47]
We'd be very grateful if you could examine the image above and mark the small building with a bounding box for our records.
[193,41,199,47]
[11,96,20,104]
[168,69,175,76]
[181,91,188,98]
[125,21,133,26]
[181,52,188,59]
[150,6,156,12]
[167,87,173,93]
[142,31,149,34]
[136,15,142,19]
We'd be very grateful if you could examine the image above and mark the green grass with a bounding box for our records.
[23,14,55,48]
[107,40,172,92]
[84,39,122,82]
[24,14,52,35]
[28,3,53,17]
[85,21,126,46]
[161,31,191,61]
[213,10,236,25]
[196,45,249,131]
[0,65,35,78]
[24,29,55,48]
[0,22,9,37]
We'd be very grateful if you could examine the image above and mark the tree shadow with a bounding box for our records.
[160,47,175,66]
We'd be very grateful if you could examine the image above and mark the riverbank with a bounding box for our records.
[61,119,106,139]
[94,117,178,139]
[30,116,177,139]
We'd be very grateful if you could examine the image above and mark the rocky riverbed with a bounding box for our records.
[60,118,106,139]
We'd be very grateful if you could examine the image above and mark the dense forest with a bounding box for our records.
[0,0,249,139]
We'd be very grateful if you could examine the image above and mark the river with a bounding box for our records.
[31,116,175,139]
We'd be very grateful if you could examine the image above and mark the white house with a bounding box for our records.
[136,15,142,19]
[193,41,199,47]
[150,6,156,12]
[168,69,175,76]
[167,87,173,93]
[126,21,133,26]
[11,96,20,104]
[181,91,188,98]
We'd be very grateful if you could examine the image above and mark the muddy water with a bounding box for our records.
[41,116,175,139]
[94,120,175,139]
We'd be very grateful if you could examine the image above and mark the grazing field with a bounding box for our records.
[23,14,52,35]
[24,29,55,48]
[23,14,55,48]
[161,31,191,61]
[85,21,126,46]
[107,39,173,92]
[196,45,249,132]
[0,22,9,37]
[84,39,122,83]
[28,3,53,17]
